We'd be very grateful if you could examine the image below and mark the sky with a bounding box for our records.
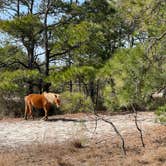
[0,0,86,19]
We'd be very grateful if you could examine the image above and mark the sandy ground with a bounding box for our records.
[0,112,160,151]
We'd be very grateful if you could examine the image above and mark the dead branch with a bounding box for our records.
[131,104,145,147]
[94,112,127,155]
[147,30,166,55]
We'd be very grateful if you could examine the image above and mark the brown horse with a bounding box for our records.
[24,92,60,120]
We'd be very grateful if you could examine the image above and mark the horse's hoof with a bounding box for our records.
[44,118,48,121]
[40,117,47,121]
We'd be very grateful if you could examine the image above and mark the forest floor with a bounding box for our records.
[0,112,165,166]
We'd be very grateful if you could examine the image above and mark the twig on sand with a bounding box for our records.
[131,104,145,147]
[93,111,127,155]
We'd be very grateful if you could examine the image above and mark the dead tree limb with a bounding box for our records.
[95,113,127,155]
[131,104,145,147]
[91,115,99,139]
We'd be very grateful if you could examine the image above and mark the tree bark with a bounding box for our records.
[89,80,95,103]
[43,0,51,92]
[16,0,20,17]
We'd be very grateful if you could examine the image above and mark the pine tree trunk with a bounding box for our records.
[89,81,95,103]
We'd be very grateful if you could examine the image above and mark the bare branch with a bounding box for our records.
[131,104,145,147]
[49,42,84,61]
[0,60,28,69]
[94,112,127,155]
[147,30,166,55]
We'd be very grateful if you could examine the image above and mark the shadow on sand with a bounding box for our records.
[46,117,87,123]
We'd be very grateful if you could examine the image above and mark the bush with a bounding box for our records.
[103,86,120,112]
[60,91,94,113]
[155,105,166,124]
[0,93,24,118]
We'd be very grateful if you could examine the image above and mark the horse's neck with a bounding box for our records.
[43,93,55,103]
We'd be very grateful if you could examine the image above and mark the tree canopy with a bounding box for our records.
[0,0,165,112]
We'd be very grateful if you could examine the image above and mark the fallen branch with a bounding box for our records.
[131,104,145,147]
[94,112,127,155]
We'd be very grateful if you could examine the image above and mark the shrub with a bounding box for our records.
[60,91,94,113]
[103,85,120,112]
[0,93,24,118]
[155,105,166,124]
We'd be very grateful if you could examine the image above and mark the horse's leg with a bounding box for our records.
[28,104,34,120]
[42,104,49,121]
[43,107,48,121]
[29,108,34,120]
[24,101,28,120]
[31,112,34,120]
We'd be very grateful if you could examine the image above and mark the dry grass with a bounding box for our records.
[0,125,166,166]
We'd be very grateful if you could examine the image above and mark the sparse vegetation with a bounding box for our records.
[0,0,165,165]
[0,125,165,166]
[155,104,166,124]
[60,91,94,113]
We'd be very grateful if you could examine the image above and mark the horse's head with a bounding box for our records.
[54,94,61,108]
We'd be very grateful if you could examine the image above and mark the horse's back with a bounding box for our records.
[25,94,47,108]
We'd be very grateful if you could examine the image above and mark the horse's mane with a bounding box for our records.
[43,92,60,103]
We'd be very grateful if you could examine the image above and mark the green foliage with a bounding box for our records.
[99,46,143,109]
[0,69,41,118]
[0,14,42,41]
[0,93,24,118]
[53,21,91,50]
[103,85,119,111]
[83,0,116,23]
[118,0,166,34]
[0,69,40,93]
[67,21,91,46]
[0,0,165,116]
[60,91,94,113]
[0,45,27,70]
[52,21,106,66]
[100,44,166,110]
[155,105,166,124]
[48,66,97,88]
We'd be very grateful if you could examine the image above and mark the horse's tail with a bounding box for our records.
[24,96,28,119]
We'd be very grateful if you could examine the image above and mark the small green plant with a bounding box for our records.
[103,85,120,111]
[155,105,166,124]
[60,91,94,113]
